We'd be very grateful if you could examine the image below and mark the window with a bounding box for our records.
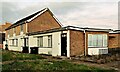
[88,34,107,47]
[20,24,23,31]
[37,36,43,47]
[48,35,52,47]
[12,39,14,46]
[16,39,18,46]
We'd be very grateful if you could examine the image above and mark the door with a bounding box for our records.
[22,38,29,53]
[61,33,67,56]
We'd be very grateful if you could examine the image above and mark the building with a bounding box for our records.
[4,8,112,57]
[0,22,11,48]
[4,8,61,51]
[27,26,111,57]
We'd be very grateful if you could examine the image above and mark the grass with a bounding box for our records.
[2,50,45,61]
[2,50,116,72]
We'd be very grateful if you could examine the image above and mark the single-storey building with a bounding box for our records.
[4,8,112,57]
[27,26,111,57]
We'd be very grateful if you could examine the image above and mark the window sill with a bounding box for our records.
[39,47,52,48]
[88,47,108,48]
[10,45,18,47]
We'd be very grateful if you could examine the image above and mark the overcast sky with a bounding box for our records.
[0,0,120,29]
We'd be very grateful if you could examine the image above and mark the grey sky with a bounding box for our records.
[0,0,119,29]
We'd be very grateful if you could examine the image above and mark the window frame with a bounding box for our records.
[48,35,52,48]
[88,34,108,48]
[37,36,43,47]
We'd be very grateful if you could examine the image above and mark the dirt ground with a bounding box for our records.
[40,55,120,72]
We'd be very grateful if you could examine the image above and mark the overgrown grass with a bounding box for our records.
[2,50,116,72]
[2,60,115,72]
[2,50,45,61]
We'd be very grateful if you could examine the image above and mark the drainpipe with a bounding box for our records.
[84,30,86,56]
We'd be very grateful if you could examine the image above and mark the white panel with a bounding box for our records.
[31,31,61,56]
[52,32,61,56]
[88,47,108,55]
[38,48,52,55]
[67,30,70,57]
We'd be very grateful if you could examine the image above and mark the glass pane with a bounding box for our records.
[93,35,97,47]
[103,34,107,47]
[48,35,52,47]
[98,35,103,47]
[88,34,92,46]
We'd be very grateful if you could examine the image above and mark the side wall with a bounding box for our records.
[109,33,120,48]
[29,31,62,56]
[70,30,85,57]
[28,11,61,33]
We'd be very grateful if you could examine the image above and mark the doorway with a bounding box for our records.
[61,33,67,56]
[22,38,29,53]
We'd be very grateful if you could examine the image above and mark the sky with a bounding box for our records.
[0,0,120,29]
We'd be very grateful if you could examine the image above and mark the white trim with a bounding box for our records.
[27,8,48,22]
[88,47,108,55]
[67,30,70,57]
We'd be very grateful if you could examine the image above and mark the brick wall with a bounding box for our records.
[28,11,61,33]
[9,28,13,37]
[70,30,85,56]
[109,33,120,48]
[16,25,20,35]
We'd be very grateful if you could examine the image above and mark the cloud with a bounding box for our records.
[1,2,118,29]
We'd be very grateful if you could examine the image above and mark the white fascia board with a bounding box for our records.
[27,8,48,22]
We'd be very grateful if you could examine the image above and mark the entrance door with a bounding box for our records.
[22,38,29,53]
[61,33,67,56]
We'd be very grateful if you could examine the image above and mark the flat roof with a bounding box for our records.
[27,26,112,36]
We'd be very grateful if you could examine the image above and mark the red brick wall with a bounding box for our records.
[109,33,120,48]
[28,11,61,33]
[70,30,85,56]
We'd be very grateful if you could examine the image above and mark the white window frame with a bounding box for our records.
[88,34,108,48]
[48,35,52,48]
[37,36,43,47]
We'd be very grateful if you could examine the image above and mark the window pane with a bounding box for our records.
[48,35,52,47]
[37,37,39,47]
[16,39,18,46]
[93,35,97,46]
[97,35,103,47]
[88,34,92,46]
[38,36,43,47]
[103,34,107,47]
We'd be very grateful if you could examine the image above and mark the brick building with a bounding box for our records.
[0,23,11,48]
[4,8,112,57]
